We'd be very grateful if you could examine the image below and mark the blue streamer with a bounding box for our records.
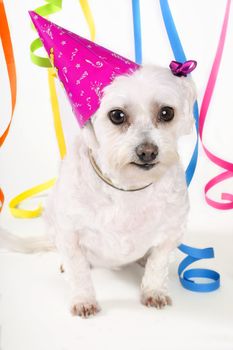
[159,0,220,292]
[131,0,220,292]
[132,0,142,64]
[178,244,220,292]
[159,0,198,186]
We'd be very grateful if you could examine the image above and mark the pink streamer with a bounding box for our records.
[199,0,233,210]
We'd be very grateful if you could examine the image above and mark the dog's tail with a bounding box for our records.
[0,226,55,253]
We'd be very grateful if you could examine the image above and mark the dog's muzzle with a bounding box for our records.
[136,142,159,162]
[132,143,159,170]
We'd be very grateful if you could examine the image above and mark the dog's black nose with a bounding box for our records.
[136,143,159,163]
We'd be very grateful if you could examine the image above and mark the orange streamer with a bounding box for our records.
[0,0,17,211]
[0,0,17,146]
[0,188,4,213]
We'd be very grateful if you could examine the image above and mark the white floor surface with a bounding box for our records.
[0,222,233,350]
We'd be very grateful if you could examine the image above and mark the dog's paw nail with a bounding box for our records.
[141,293,172,309]
[70,301,101,318]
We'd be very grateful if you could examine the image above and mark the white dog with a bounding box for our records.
[0,64,196,318]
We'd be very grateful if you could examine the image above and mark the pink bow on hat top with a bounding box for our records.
[29,11,140,127]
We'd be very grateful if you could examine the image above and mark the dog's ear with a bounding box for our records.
[179,76,197,135]
[82,118,99,150]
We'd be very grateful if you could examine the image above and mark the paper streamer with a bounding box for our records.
[159,1,199,186]
[0,0,17,212]
[47,68,67,159]
[31,0,66,159]
[79,0,95,41]
[30,0,62,67]
[9,0,96,217]
[132,0,142,64]
[0,188,4,213]
[159,0,220,292]
[9,0,65,218]
[199,0,233,210]
[9,179,56,218]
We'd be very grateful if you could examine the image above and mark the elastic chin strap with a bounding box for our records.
[88,149,152,192]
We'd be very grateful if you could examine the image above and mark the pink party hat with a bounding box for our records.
[29,11,140,127]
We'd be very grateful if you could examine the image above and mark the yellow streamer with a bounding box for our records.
[9,69,63,218]
[9,0,95,218]
[48,68,67,159]
[79,0,95,41]
[9,178,56,218]
[9,69,65,218]
[9,2,65,218]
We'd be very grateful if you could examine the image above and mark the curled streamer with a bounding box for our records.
[199,0,233,210]
[9,0,96,218]
[9,0,65,218]
[0,0,17,212]
[159,0,220,292]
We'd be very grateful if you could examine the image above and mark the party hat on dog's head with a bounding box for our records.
[29,11,140,127]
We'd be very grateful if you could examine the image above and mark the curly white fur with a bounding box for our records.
[44,65,196,316]
[0,65,196,317]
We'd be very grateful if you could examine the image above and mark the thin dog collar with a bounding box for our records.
[88,149,152,192]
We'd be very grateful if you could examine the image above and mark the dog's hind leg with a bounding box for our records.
[56,230,100,318]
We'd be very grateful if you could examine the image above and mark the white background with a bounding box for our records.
[0,1,233,350]
[0,0,233,235]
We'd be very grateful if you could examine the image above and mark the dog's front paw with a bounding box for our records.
[70,299,101,318]
[141,292,172,309]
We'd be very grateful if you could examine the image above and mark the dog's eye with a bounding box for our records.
[108,109,126,125]
[158,106,174,122]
